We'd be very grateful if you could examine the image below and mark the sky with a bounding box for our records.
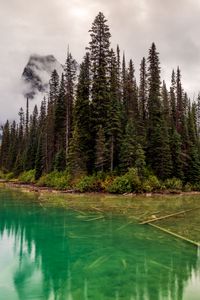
[0,0,200,123]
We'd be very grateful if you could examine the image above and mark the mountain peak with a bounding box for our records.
[22,54,63,99]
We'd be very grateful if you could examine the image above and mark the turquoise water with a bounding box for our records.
[0,189,200,299]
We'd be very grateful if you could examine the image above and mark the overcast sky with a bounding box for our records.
[0,0,200,123]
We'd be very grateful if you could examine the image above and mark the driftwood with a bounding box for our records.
[149,223,200,247]
[140,207,200,225]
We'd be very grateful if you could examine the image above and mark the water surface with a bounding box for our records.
[0,188,200,300]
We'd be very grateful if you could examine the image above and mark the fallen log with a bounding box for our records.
[140,207,200,225]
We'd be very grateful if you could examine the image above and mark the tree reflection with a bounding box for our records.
[0,189,198,299]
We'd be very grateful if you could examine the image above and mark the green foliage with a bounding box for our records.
[183,183,193,192]
[142,175,161,192]
[75,175,102,192]
[1,13,200,191]
[0,171,15,180]
[54,149,66,172]
[19,170,36,183]
[164,178,182,190]
[106,176,132,194]
[37,171,71,190]
[107,168,142,194]
[0,170,4,179]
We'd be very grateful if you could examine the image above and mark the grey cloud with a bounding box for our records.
[0,0,200,123]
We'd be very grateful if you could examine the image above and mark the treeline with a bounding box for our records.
[1,12,200,189]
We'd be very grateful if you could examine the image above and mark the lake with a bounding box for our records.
[0,187,200,300]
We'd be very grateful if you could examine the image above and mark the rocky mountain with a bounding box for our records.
[22,54,63,99]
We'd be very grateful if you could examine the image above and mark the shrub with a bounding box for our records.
[19,170,36,183]
[183,182,193,192]
[0,171,16,181]
[101,175,114,191]
[106,168,142,194]
[146,175,161,191]
[37,171,71,190]
[106,176,132,194]
[164,178,182,190]
[0,170,4,179]
[142,180,153,192]
[75,175,102,192]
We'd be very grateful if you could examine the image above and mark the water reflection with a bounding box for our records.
[0,189,199,300]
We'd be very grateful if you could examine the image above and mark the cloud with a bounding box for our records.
[0,0,200,122]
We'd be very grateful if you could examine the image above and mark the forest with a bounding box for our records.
[1,12,200,193]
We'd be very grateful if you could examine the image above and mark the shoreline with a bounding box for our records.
[1,180,200,197]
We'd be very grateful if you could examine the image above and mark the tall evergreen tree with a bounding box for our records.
[54,74,67,157]
[64,50,77,157]
[147,43,172,179]
[73,53,92,172]
[24,105,38,170]
[46,70,60,172]
[107,49,122,171]
[0,121,10,171]
[170,70,177,128]
[88,12,111,132]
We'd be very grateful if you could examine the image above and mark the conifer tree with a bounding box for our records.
[126,59,139,122]
[162,81,171,126]
[88,12,111,132]
[24,105,38,170]
[14,108,25,175]
[54,74,67,157]
[107,49,122,171]
[120,121,145,173]
[147,43,172,179]
[170,129,184,179]
[37,98,47,174]
[73,53,92,172]
[7,121,18,171]
[35,134,44,180]
[95,126,107,172]
[139,58,148,121]
[68,125,86,176]
[170,70,177,128]
[64,50,77,157]
[46,70,59,172]
[0,120,10,171]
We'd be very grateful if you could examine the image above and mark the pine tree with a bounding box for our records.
[68,125,86,176]
[25,98,29,135]
[170,70,176,128]
[170,129,184,179]
[73,53,92,172]
[64,50,77,157]
[139,57,148,122]
[7,121,18,171]
[107,49,122,171]
[120,121,137,172]
[35,134,43,180]
[14,108,25,175]
[126,59,139,122]
[88,12,111,132]
[54,74,67,157]
[24,105,38,170]
[37,97,47,174]
[147,43,172,179]
[46,70,60,172]
[162,81,171,126]
[0,120,10,171]
[95,126,107,172]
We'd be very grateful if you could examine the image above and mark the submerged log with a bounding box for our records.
[140,207,200,225]
[149,223,200,247]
